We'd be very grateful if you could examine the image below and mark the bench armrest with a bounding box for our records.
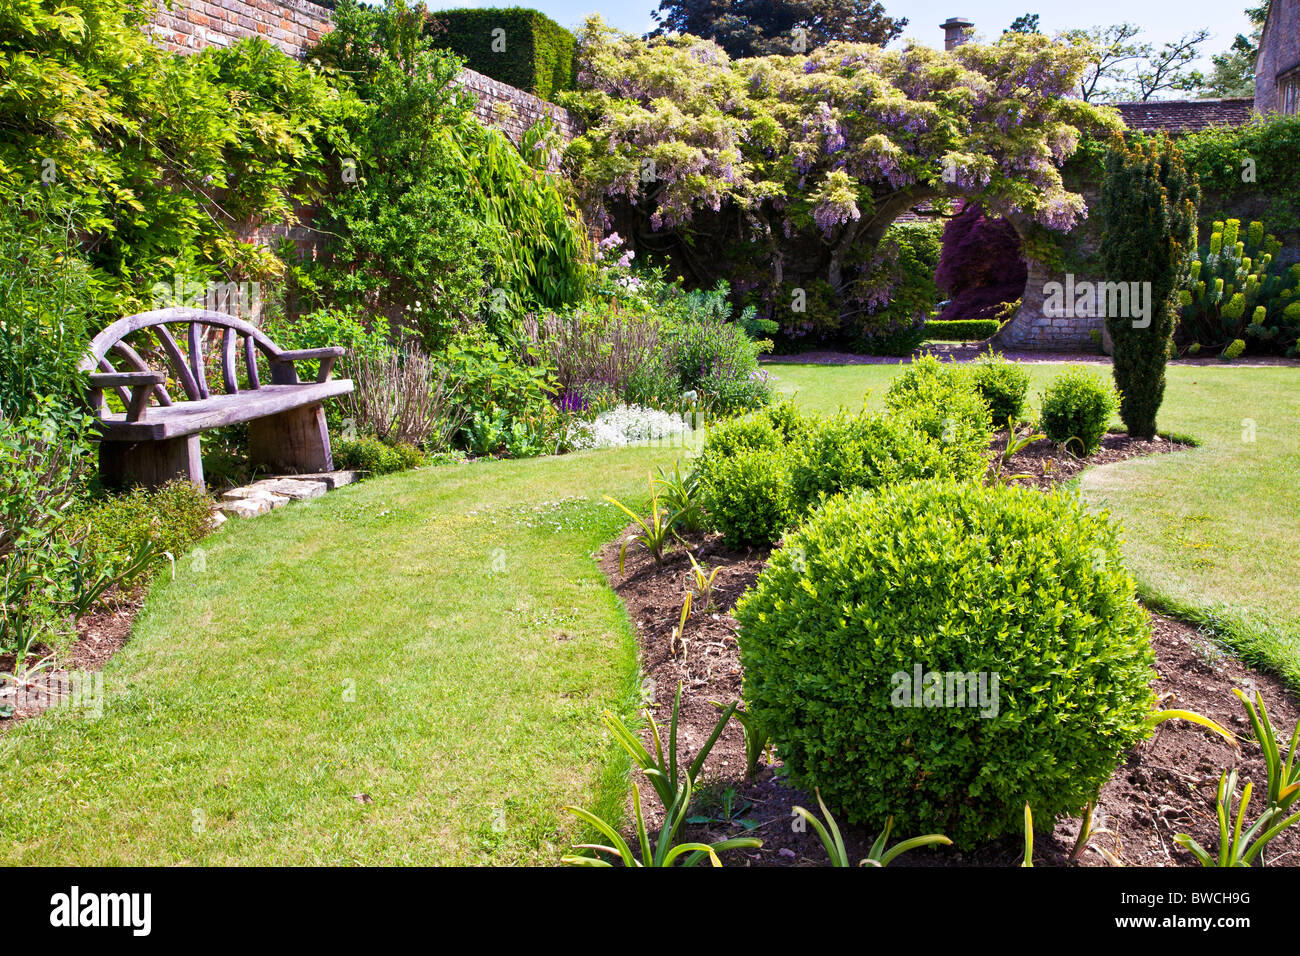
[88,371,166,423]
[272,347,345,384]
[276,347,345,362]
[88,371,167,388]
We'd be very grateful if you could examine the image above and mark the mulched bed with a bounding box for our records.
[0,589,141,728]
[597,434,1300,867]
[988,430,1191,490]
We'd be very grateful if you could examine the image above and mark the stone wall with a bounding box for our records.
[1256,0,1300,115]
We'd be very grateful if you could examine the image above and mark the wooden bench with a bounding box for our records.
[80,307,354,489]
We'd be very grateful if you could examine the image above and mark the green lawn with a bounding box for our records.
[2,358,1295,863]
[0,446,683,864]
[772,361,1300,685]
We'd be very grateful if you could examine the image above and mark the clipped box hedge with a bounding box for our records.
[923,319,1001,341]
[428,7,576,101]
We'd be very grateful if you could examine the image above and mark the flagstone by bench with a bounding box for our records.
[80,308,354,489]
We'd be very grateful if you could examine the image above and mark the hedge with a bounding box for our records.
[428,7,576,101]
[923,319,1000,341]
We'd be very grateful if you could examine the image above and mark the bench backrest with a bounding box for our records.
[80,307,302,415]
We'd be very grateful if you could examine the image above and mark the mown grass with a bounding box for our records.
[0,445,685,864]
[771,361,1300,686]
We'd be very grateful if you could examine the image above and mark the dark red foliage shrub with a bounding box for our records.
[935,203,1028,324]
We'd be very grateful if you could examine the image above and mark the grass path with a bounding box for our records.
[3,359,1294,863]
[0,447,682,864]
[772,361,1300,685]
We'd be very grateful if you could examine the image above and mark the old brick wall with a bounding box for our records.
[147,0,331,55]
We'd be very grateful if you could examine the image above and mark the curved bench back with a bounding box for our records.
[81,307,290,409]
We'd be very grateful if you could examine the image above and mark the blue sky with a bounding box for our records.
[423,1,1256,72]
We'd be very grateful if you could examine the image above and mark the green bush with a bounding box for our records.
[0,188,97,416]
[968,350,1031,426]
[1,399,97,661]
[1039,368,1119,455]
[923,319,1000,341]
[693,412,784,475]
[787,412,950,517]
[72,482,215,577]
[735,480,1157,846]
[883,356,993,480]
[428,7,577,100]
[334,435,426,475]
[698,446,793,548]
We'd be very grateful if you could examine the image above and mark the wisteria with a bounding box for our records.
[561,15,1120,313]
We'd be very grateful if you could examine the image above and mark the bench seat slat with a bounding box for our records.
[96,380,353,441]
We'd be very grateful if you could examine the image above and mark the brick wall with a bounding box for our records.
[1256,0,1300,115]
[148,0,331,55]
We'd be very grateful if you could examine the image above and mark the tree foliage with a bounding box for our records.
[648,0,907,58]
[1099,135,1199,439]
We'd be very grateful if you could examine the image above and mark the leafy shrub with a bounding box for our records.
[1177,219,1300,356]
[1,400,96,665]
[787,412,950,517]
[1,0,342,312]
[762,400,807,442]
[334,435,426,475]
[1039,368,1119,455]
[923,319,1000,341]
[698,447,793,548]
[968,350,1031,425]
[428,6,577,100]
[883,356,993,480]
[442,330,559,455]
[735,480,1158,846]
[311,0,591,347]
[71,482,215,577]
[693,413,784,476]
[843,222,943,356]
[0,188,96,416]
[1222,338,1246,360]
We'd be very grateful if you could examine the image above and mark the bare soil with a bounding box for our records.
[0,589,141,728]
[598,434,1300,867]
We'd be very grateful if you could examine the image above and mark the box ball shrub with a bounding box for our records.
[1039,368,1119,455]
[698,446,793,548]
[735,480,1157,846]
[883,356,993,480]
[968,350,1031,426]
[787,412,951,517]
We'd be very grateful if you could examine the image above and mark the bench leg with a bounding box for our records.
[247,402,333,475]
[99,436,204,490]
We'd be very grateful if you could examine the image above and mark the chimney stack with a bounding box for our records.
[941,17,974,50]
